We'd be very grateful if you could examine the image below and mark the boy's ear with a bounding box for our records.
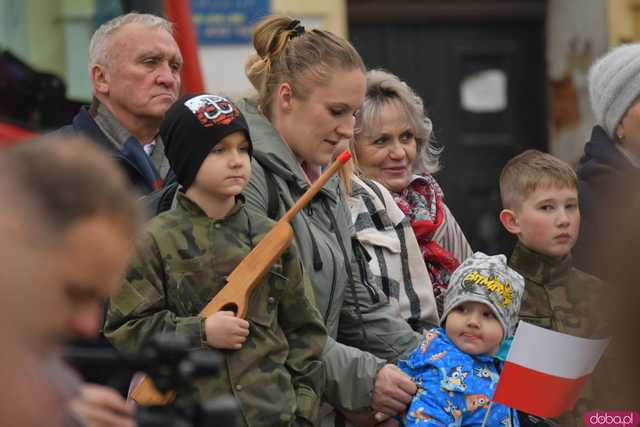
[499,209,520,235]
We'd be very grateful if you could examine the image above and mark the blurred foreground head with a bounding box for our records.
[0,135,143,353]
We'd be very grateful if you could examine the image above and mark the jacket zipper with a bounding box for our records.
[352,238,380,303]
[323,250,337,323]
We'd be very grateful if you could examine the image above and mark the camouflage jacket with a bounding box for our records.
[237,99,420,411]
[509,241,605,337]
[509,241,607,426]
[104,193,327,427]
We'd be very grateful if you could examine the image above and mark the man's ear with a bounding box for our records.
[275,82,293,112]
[499,209,520,235]
[90,64,109,95]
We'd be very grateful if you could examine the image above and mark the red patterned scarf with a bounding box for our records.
[393,175,461,315]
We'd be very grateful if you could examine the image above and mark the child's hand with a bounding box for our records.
[204,311,250,349]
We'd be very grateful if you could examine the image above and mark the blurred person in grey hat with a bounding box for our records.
[575,43,640,277]
[396,252,524,426]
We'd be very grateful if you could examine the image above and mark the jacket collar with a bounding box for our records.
[510,241,571,286]
[176,191,245,220]
[93,101,131,150]
[578,125,634,178]
[351,176,404,229]
[93,101,171,179]
[72,106,119,155]
[236,98,340,203]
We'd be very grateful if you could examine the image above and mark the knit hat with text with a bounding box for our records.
[589,43,640,139]
[441,252,524,340]
[160,94,252,190]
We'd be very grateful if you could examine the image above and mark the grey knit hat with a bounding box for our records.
[589,43,640,139]
[441,252,524,340]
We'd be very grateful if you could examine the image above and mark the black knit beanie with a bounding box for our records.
[160,94,252,190]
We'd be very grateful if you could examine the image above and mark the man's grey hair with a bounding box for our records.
[88,12,174,70]
[353,68,441,175]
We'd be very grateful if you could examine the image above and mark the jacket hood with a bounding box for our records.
[577,125,631,183]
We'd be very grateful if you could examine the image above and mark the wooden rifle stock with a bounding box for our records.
[131,151,352,405]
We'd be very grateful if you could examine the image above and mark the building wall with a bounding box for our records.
[0,0,94,101]
[272,0,347,37]
[546,0,609,165]
[8,0,624,141]
[0,0,28,61]
[608,0,640,45]
[0,0,347,101]
[25,0,66,79]
[546,0,640,165]
[0,0,66,76]
[201,0,347,98]
[60,0,94,100]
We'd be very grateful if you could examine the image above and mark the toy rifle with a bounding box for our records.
[131,151,352,405]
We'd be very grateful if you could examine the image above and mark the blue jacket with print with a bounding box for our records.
[398,328,518,426]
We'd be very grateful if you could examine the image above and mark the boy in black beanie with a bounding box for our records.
[105,94,327,426]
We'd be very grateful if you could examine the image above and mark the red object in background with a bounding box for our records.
[164,0,205,94]
[0,122,36,146]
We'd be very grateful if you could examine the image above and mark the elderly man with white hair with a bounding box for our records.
[59,12,183,194]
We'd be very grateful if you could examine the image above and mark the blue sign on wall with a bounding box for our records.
[191,0,270,45]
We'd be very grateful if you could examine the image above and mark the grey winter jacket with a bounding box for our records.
[238,99,420,410]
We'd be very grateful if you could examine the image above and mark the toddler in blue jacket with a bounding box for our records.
[398,252,524,426]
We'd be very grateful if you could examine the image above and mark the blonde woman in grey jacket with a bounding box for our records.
[240,15,421,427]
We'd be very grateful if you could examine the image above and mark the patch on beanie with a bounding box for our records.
[461,271,515,308]
[184,94,240,127]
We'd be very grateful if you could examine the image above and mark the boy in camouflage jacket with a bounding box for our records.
[498,149,606,426]
[104,94,327,427]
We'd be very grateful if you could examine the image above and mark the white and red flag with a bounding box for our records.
[492,321,609,418]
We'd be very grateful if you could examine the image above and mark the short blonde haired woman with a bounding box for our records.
[351,69,472,317]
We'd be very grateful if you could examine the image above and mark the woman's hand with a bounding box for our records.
[204,311,250,349]
[371,364,416,418]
